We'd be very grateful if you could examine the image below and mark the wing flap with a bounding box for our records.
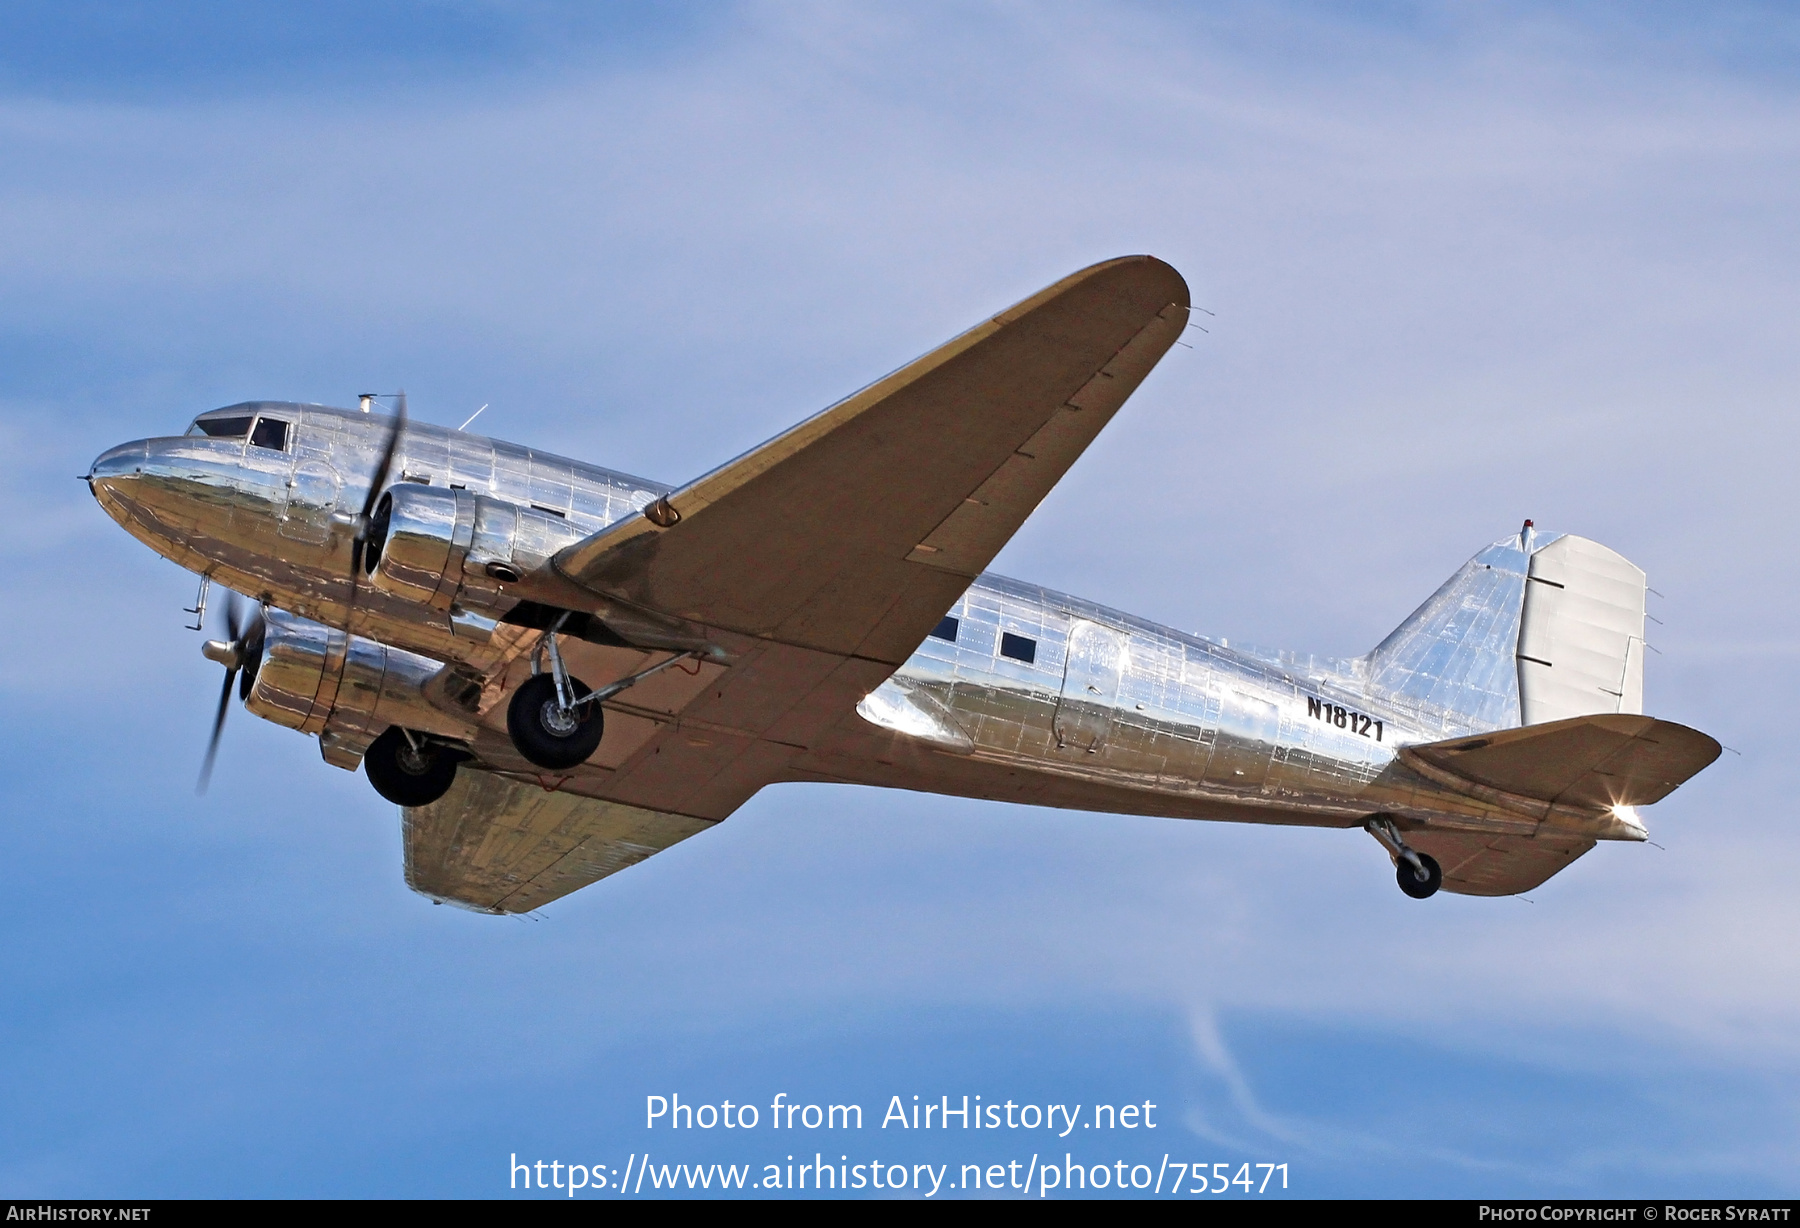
[403,767,713,913]
[553,256,1189,663]
[1402,713,1720,809]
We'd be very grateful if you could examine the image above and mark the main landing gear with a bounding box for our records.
[508,673,605,770]
[1366,814,1442,899]
[365,726,462,807]
[505,615,705,772]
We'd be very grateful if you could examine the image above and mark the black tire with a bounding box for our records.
[506,673,605,770]
[364,726,460,807]
[1397,852,1443,899]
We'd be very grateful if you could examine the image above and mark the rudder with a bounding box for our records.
[1516,535,1646,724]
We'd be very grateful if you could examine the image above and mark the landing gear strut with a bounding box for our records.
[365,726,461,806]
[1366,815,1442,899]
[505,616,702,771]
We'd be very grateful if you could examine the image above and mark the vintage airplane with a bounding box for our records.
[85,255,1720,911]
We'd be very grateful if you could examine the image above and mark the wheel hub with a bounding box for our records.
[539,700,581,737]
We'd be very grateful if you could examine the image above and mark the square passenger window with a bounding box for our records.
[193,416,253,439]
[250,417,290,451]
[929,615,959,642]
[999,632,1037,664]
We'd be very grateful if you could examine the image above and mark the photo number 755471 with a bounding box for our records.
[1171,1161,1289,1194]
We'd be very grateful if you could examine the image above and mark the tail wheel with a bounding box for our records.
[365,727,460,807]
[1397,852,1443,899]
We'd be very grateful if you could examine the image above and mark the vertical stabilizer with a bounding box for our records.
[1362,536,1532,735]
[1516,535,1646,725]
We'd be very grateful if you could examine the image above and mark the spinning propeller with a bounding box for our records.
[196,591,265,794]
[348,393,406,594]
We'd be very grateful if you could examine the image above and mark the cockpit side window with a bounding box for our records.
[190,415,253,439]
[250,417,291,451]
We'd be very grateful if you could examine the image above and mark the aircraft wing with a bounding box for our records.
[553,255,1190,665]
[429,257,1189,910]
[1404,830,1596,897]
[404,765,713,913]
[1401,713,1721,809]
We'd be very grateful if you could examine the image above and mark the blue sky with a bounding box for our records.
[2,1,1798,1198]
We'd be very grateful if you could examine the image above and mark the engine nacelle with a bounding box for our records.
[244,609,477,765]
[363,484,587,635]
[364,484,465,611]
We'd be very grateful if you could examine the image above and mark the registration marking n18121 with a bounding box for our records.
[1306,696,1382,741]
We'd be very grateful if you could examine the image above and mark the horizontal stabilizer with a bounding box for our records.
[1405,830,1595,897]
[1402,713,1720,810]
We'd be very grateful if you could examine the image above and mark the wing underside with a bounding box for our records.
[404,767,714,913]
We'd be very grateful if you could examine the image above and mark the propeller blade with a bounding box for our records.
[238,609,265,702]
[197,666,238,794]
[222,590,243,644]
[197,591,267,791]
[361,402,406,523]
[350,400,407,579]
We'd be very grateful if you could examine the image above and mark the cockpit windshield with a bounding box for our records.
[188,415,254,439]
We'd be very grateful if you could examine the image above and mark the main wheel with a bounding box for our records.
[1396,852,1443,899]
[507,673,605,770]
[364,726,460,806]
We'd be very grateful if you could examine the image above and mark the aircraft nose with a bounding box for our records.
[87,440,149,502]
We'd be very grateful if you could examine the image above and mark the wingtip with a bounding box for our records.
[998,255,1191,325]
[1096,253,1192,310]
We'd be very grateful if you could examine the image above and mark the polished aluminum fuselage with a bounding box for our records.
[89,404,1635,846]
[92,402,657,664]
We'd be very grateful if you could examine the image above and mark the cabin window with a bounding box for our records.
[250,417,290,451]
[191,415,253,439]
[930,615,959,642]
[1000,632,1037,664]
